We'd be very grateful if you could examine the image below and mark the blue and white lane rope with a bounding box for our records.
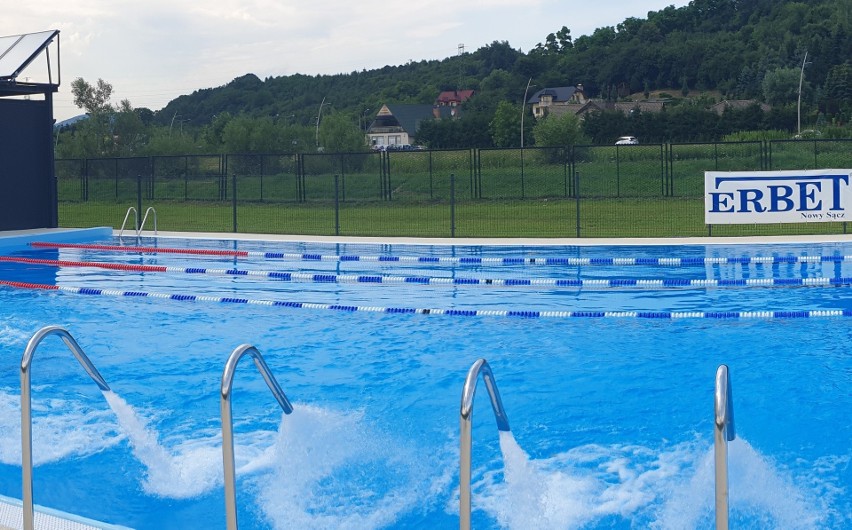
[97,270,852,289]
[1,280,850,320]
[29,242,852,267]
[5,255,852,290]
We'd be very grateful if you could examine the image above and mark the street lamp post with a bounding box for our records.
[315,96,330,149]
[797,51,810,136]
[361,108,372,132]
[169,113,179,137]
[521,78,534,148]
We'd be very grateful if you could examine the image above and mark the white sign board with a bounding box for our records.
[705,169,852,224]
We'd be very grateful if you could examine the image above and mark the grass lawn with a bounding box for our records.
[58,196,849,239]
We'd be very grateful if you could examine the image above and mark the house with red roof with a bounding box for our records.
[435,89,475,107]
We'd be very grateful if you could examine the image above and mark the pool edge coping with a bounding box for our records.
[136,230,852,247]
[0,228,113,252]
[0,493,133,530]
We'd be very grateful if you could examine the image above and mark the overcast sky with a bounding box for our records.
[3,1,690,121]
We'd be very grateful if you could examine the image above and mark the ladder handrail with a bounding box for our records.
[714,364,736,530]
[459,358,510,530]
[118,207,138,238]
[220,344,293,530]
[20,326,111,530]
[139,207,158,235]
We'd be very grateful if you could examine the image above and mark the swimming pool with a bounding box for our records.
[0,234,850,530]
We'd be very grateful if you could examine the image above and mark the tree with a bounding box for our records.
[68,77,137,156]
[112,99,146,155]
[317,112,366,152]
[762,66,805,106]
[533,26,572,55]
[219,115,283,153]
[821,62,852,118]
[475,41,521,73]
[490,100,522,147]
[581,110,630,144]
[532,112,587,147]
[70,78,114,115]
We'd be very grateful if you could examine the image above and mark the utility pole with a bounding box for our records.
[797,51,810,136]
[521,78,534,148]
[315,96,330,149]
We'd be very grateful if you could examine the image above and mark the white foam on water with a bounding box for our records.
[251,404,455,530]
[102,390,225,498]
[655,438,835,529]
[0,388,123,465]
[476,431,642,529]
[472,432,835,529]
[0,321,30,347]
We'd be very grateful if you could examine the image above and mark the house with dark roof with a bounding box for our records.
[539,97,668,120]
[436,89,475,107]
[366,104,454,148]
[708,99,771,115]
[528,85,587,118]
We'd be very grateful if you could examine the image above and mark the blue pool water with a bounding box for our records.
[0,236,850,530]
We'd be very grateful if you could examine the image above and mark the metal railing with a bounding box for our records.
[119,206,157,239]
[118,206,138,238]
[220,344,293,530]
[20,326,111,530]
[459,358,511,530]
[714,364,736,530]
[139,207,157,234]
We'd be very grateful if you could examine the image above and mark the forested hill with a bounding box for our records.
[154,0,850,129]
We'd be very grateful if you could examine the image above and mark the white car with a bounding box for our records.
[615,136,638,145]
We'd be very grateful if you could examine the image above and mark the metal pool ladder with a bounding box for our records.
[20,326,112,530]
[459,358,511,530]
[714,364,736,530]
[456,361,736,530]
[220,344,294,530]
[118,206,158,238]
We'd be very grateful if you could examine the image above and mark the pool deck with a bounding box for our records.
[0,228,112,252]
[0,494,131,530]
[140,229,852,247]
[2,226,852,248]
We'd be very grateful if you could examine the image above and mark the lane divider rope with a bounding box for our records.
[2,255,852,290]
[1,279,849,320]
[29,242,849,268]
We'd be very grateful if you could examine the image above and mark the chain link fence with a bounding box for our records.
[55,139,852,238]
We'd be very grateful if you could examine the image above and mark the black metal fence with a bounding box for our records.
[55,139,852,238]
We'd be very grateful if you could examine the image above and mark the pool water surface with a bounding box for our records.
[0,236,850,530]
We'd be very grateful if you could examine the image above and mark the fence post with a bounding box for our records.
[616,146,621,198]
[714,142,719,171]
[334,174,340,236]
[450,173,456,238]
[575,171,580,238]
[813,140,818,169]
[664,143,671,196]
[386,152,392,201]
[136,174,142,217]
[232,173,238,233]
[339,154,347,202]
[765,140,772,170]
[297,154,305,202]
[260,155,265,201]
[429,150,434,200]
[149,157,155,201]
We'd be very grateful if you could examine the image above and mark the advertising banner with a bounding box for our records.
[705,169,852,224]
